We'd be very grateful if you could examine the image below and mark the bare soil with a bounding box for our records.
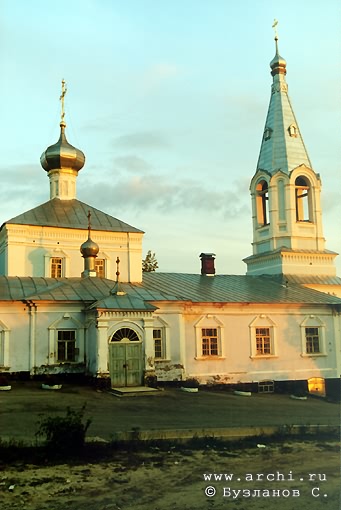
[0,440,339,510]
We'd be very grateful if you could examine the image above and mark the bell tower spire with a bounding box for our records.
[244,23,337,279]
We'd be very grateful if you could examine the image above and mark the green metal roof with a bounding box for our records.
[141,273,341,305]
[2,198,143,234]
[256,43,312,175]
[0,273,340,308]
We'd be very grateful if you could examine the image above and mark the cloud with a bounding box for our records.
[113,131,170,150]
[0,164,48,223]
[79,173,247,219]
[113,155,153,173]
[0,164,41,184]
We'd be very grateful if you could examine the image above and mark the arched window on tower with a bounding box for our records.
[295,176,311,222]
[256,180,269,226]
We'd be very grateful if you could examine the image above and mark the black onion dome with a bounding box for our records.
[40,122,85,172]
[80,236,99,258]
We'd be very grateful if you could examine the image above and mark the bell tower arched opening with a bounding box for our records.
[295,176,311,222]
[256,180,269,226]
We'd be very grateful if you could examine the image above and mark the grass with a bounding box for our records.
[0,424,338,466]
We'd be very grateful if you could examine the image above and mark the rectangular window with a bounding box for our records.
[153,329,164,359]
[57,330,76,362]
[51,257,62,278]
[305,327,320,354]
[258,380,274,393]
[201,328,218,356]
[255,327,271,355]
[95,259,105,278]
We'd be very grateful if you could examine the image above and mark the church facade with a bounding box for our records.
[0,38,340,397]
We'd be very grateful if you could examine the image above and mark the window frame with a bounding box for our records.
[194,316,225,360]
[249,316,277,359]
[45,250,69,278]
[300,317,326,357]
[57,330,77,362]
[151,318,170,362]
[153,328,165,360]
[95,258,106,278]
[51,257,63,278]
[255,327,272,355]
[201,328,219,356]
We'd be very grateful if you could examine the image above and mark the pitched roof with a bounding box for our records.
[141,273,341,305]
[0,274,339,308]
[2,198,143,234]
[256,45,312,175]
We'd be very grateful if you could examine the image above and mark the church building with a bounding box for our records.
[0,36,340,398]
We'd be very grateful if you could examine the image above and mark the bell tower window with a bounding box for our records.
[295,176,310,222]
[256,180,269,226]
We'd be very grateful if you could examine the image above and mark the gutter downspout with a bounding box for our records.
[24,300,37,375]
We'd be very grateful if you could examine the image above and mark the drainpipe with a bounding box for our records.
[24,300,37,375]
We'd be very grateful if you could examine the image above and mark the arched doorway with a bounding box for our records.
[109,327,143,387]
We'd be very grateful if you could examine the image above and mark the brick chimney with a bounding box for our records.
[200,253,216,276]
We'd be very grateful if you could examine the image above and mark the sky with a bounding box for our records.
[1,0,340,275]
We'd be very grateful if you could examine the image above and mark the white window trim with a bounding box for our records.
[44,249,70,278]
[194,315,225,360]
[300,316,326,357]
[96,251,110,278]
[249,316,278,359]
[48,315,84,364]
[0,320,10,368]
[152,317,170,362]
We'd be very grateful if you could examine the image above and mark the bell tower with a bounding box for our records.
[244,23,337,278]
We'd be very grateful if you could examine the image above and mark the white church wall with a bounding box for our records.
[32,306,86,374]
[178,303,338,385]
[2,224,143,282]
[153,308,186,381]
[0,303,31,373]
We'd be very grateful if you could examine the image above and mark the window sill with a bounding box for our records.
[301,353,327,358]
[195,356,226,361]
[250,355,278,360]
[155,359,171,363]
[54,361,84,365]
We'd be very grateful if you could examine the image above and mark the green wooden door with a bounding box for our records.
[109,342,143,387]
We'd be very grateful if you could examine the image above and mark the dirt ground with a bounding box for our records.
[0,440,339,510]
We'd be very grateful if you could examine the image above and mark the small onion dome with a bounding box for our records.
[270,43,287,76]
[80,236,99,258]
[40,121,85,172]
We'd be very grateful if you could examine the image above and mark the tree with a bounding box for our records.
[142,250,158,272]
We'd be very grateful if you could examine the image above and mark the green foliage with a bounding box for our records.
[35,404,92,455]
[142,250,158,272]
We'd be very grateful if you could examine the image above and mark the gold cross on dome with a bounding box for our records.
[272,19,279,39]
[60,79,67,123]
